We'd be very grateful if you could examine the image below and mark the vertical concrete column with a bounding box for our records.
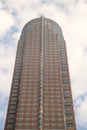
[39,16,44,130]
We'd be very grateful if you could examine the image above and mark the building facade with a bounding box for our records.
[4,16,76,130]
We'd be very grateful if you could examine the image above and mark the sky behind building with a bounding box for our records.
[0,0,87,130]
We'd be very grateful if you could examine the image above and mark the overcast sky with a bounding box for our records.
[0,0,87,130]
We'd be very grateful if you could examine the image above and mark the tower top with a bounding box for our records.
[22,16,64,40]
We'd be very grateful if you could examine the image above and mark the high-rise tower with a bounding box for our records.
[4,16,76,130]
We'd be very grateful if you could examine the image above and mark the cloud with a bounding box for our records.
[0,92,8,130]
[0,1,3,8]
[0,44,16,96]
[0,0,87,130]
[0,9,15,37]
[75,95,87,129]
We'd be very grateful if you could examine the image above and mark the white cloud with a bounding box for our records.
[0,9,15,37]
[75,95,87,129]
[0,1,3,8]
[0,45,16,96]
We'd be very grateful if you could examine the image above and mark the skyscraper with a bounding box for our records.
[4,16,76,130]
